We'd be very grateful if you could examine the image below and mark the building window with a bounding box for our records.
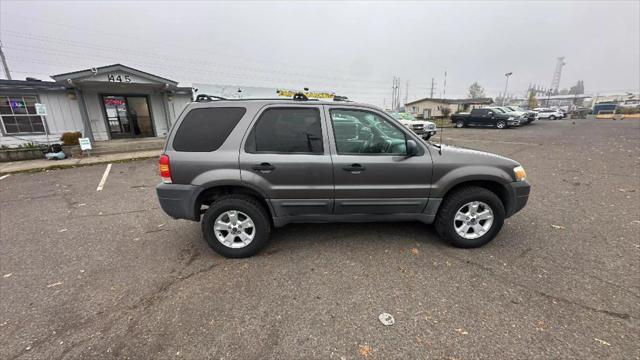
[0,96,47,134]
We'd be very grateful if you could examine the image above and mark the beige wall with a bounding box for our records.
[406,100,456,118]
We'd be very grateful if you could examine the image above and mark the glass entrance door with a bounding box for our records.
[103,95,154,138]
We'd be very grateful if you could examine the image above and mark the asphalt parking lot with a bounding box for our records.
[1,118,639,359]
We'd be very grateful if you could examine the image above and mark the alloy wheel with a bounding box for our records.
[213,210,255,248]
[453,201,494,239]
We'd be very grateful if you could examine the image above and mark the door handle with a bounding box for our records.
[252,162,275,173]
[343,163,365,173]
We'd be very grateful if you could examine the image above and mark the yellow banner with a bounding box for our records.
[277,89,335,99]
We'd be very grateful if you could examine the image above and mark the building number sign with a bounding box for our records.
[107,74,132,83]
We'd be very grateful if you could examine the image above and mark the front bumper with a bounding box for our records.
[506,180,530,217]
[507,119,521,127]
[156,183,203,221]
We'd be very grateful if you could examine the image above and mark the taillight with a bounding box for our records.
[159,154,172,183]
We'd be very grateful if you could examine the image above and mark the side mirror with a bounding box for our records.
[488,111,494,116]
[406,139,419,156]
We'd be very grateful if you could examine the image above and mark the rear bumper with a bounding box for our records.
[156,183,202,221]
[506,180,530,217]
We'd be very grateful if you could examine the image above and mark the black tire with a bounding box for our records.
[495,120,507,129]
[455,120,465,128]
[549,115,556,120]
[201,194,271,258]
[434,186,505,248]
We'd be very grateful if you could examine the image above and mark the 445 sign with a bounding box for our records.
[107,74,132,83]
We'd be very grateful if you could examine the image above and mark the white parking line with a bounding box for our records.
[96,164,112,191]
[0,174,10,181]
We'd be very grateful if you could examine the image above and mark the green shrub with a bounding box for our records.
[60,131,82,145]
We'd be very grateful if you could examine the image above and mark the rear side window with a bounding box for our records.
[172,107,246,152]
[245,107,323,154]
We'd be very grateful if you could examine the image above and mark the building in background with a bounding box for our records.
[404,97,494,118]
[0,64,192,147]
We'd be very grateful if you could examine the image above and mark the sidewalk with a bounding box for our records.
[0,149,161,175]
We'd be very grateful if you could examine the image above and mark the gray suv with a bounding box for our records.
[157,96,530,258]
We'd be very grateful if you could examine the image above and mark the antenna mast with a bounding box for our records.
[0,41,12,80]
[550,57,566,94]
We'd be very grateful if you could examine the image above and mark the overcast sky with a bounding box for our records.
[1,0,638,105]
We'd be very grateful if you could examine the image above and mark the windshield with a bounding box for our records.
[491,108,506,113]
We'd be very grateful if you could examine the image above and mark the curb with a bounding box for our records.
[0,154,159,175]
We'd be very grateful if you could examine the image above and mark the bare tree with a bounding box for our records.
[468,82,486,99]
[527,91,538,109]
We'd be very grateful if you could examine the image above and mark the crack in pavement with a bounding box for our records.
[435,248,635,321]
[7,261,216,360]
[75,208,152,218]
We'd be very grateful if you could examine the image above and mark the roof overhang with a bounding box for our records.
[51,64,179,89]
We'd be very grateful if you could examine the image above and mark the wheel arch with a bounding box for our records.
[194,184,274,223]
[437,178,514,217]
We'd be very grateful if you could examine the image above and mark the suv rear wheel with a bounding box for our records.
[202,195,271,258]
[455,120,465,128]
[435,186,505,248]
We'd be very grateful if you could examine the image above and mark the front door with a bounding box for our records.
[239,106,334,217]
[326,107,432,215]
[102,95,154,138]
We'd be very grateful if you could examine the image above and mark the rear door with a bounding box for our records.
[480,108,497,126]
[469,108,487,125]
[239,105,334,217]
[325,106,432,215]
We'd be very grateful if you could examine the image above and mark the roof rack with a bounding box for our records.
[333,95,350,102]
[293,92,321,101]
[195,94,227,102]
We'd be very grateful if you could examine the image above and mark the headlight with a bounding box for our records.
[514,165,526,181]
[508,116,515,120]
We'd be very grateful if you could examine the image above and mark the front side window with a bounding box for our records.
[245,107,323,154]
[330,109,407,155]
[0,96,46,134]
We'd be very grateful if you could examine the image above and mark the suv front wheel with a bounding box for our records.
[435,186,505,248]
[202,195,271,258]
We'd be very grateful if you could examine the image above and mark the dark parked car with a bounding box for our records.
[451,108,521,129]
[156,96,530,257]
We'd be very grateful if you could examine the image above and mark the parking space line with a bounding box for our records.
[96,164,112,191]
[0,174,10,181]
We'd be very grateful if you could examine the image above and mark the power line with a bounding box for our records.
[0,10,364,79]
[1,30,393,87]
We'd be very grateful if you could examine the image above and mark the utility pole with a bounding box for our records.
[391,77,397,111]
[397,77,400,110]
[430,78,435,98]
[404,80,409,108]
[0,41,12,80]
[443,69,447,99]
[502,72,513,105]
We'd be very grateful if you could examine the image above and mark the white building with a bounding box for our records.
[0,64,192,147]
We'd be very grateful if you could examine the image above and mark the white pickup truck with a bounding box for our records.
[389,112,437,139]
